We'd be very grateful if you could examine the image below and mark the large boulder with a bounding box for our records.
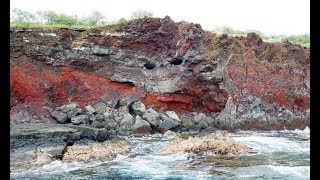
[85,105,96,114]
[159,113,180,132]
[51,111,67,124]
[142,108,160,127]
[132,116,151,134]
[130,101,146,116]
[67,108,83,119]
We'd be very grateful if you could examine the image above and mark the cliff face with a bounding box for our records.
[10,16,310,130]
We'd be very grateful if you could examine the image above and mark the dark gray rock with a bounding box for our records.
[95,114,105,122]
[67,108,83,119]
[93,102,107,114]
[130,101,146,116]
[71,115,88,125]
[159,113,180,132]
[132,116,151,134]
[142,108,160,127]
[86,112,96,122]
[91,121,104,128]
[57,102,78,113]
[51,111,68,124]
[102,120,118,130]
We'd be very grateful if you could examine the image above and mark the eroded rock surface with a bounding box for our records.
[162,132,251,155]
[10,16,309,130]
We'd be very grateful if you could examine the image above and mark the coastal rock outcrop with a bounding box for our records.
[10,16,309,130]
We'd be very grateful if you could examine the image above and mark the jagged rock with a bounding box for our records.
[95,114,105,122]
[67,108,83,119]
[86,112,96,122]
[132,116,151,134]
[159,113,180,132]
[130,101,146,116]
[71,115,89,125]
[165,111,181,122]
[63,139,131,161]
[51,111,68,124]
[103,107,114,120]
[102,120,118,130]
[91,121,104,128]
[163,132,251,155]
[114,106,129,122]
[57,102,78,113]
[85,105,96,114]
[142,108,160,127]
[93,102,107,114]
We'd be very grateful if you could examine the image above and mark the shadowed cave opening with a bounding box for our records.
[170,58,183,65]
[144,62,156,69]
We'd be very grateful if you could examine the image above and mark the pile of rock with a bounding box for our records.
[50,101,183,135]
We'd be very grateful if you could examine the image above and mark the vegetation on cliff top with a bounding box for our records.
[10,8,309,47]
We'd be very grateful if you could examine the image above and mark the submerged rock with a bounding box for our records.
[162,132,251,155]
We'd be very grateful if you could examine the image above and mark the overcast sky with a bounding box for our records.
[10,0,309,35]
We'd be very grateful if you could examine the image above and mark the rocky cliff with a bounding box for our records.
[10,16,310,130]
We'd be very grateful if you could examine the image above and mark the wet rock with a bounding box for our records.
[57,102,78,113]
[130,101,146,116]
[51,111,68,124]
[165,111,181,122]
[163,132,251,155]
[63,139,131,161]
[142,108,160,127]
[132,116,151,134]
[85,105,96,114]
[71,115,89,125]
[93,102,107,114]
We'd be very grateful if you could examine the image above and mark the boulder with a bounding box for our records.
[103,107,114,121]
[194,113,206,122]
[67,108,83,119]
[165,111,181,122]
[119,113,134,127]
[142,108,160,127]
[71,115,89,125]
[51,111,67,124]
[132,116,151,134]
[85,105,96,114]
[91,121,104,129]
[159,113,180,132]
[114,106,129,122]
[57,102,78,113]
[102,120,118,130]
[93,102,107,114]
[95,114,105,122]
[130,101,146,116]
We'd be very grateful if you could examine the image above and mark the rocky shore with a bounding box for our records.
[10,16,309,174]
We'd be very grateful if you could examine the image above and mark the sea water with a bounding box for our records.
[10,127,310,179]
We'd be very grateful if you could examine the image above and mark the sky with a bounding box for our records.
[10,0,310,35]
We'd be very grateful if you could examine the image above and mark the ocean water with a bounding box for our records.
[10,127,310,179]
